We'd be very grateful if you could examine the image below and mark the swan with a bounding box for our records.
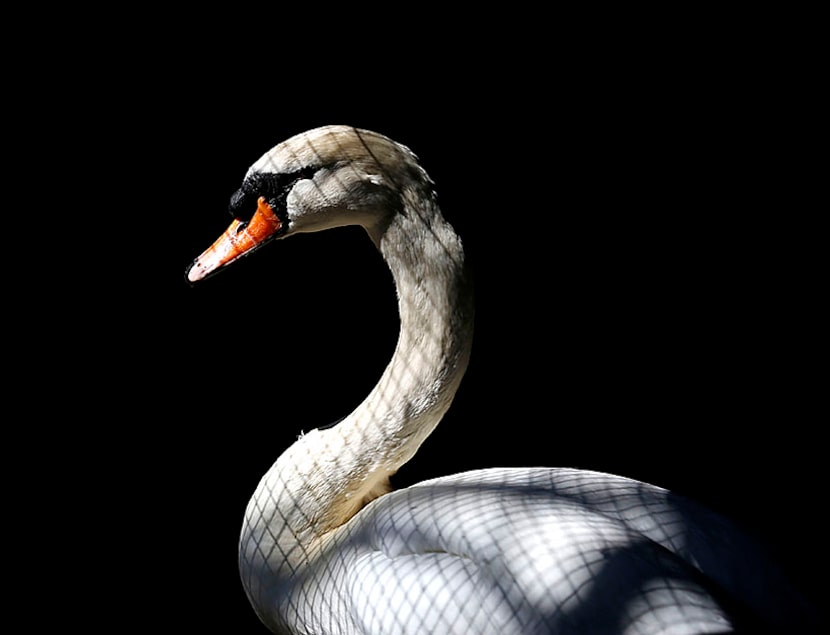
[186,125,819,634]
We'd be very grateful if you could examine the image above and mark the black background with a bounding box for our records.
[21,13,823,632]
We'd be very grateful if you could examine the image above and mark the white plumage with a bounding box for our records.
[187,125,818,634]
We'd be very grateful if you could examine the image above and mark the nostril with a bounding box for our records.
[235,221,248,235]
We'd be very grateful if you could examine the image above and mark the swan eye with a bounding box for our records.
[229,188,258,220]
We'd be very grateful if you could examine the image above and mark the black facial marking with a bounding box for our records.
[228,166,318,226]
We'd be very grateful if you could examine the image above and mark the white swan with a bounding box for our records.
[187,125,818,634]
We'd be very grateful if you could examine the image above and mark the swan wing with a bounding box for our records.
[339,467,738,635]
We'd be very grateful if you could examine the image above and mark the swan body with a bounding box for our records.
[187,125,818,634]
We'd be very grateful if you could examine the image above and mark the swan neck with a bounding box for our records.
[239,184,473,609]
[360,187,474,467]
[310,185,474,522]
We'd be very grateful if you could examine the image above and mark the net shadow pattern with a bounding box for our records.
[218,127,819,635]
[243,461,822,634]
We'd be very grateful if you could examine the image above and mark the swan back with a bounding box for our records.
[259,467,817,634]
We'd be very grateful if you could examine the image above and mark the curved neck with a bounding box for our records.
[351,187,474,480]
[309,186,474,528]
[240,186,474,593]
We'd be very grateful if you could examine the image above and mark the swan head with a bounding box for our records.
[186,125,430,283]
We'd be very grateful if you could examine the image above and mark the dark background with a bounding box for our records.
[21,13,822,632]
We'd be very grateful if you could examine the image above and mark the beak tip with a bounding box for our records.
[185,261,206,284]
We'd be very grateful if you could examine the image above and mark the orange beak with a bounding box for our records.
[187,197,283,283]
